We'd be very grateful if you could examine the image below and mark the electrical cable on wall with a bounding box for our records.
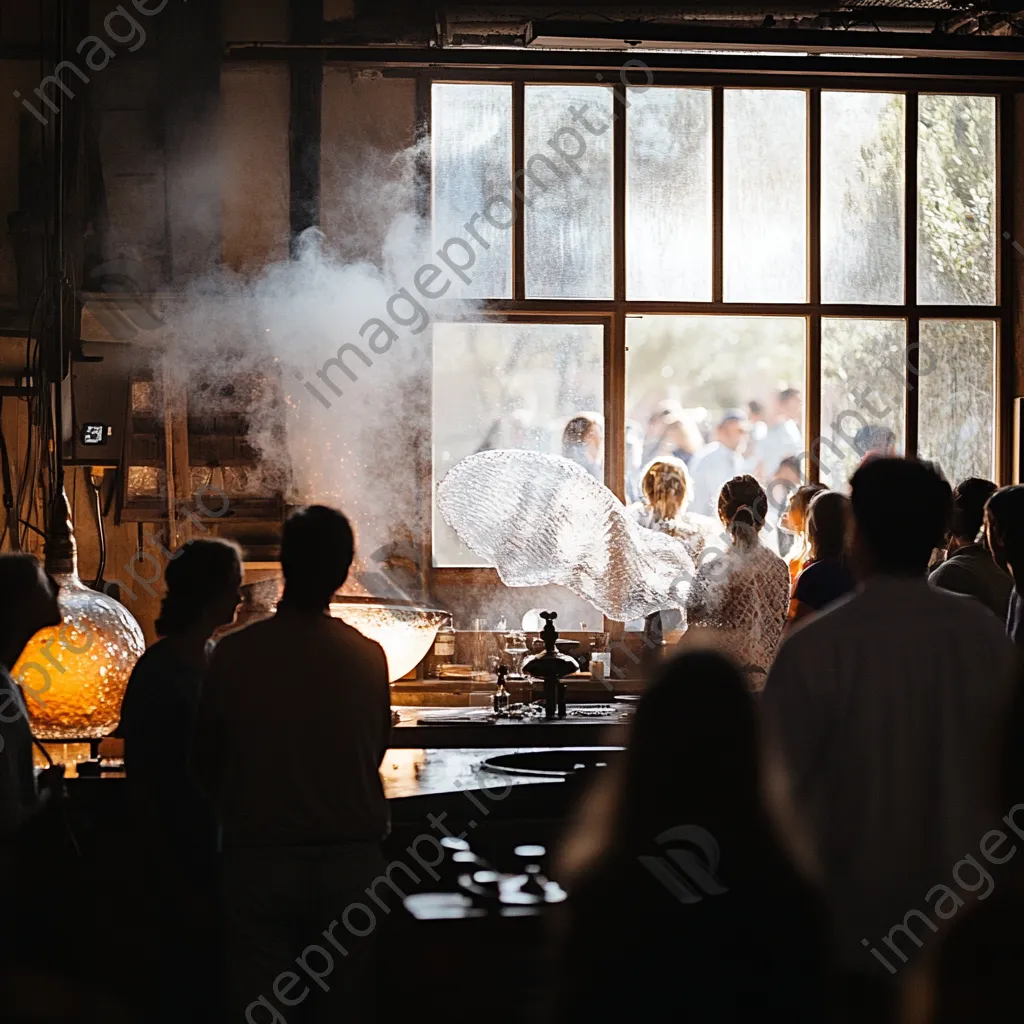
[0,398,18,550]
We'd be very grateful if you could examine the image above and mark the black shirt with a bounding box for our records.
[119,640,218,875]
[793,557,856,612]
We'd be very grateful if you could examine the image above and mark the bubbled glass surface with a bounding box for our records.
[14,572,145,739]
[329,603,447,683]
[436,449,702,622]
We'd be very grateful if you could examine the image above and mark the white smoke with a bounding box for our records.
[151,136,472,597]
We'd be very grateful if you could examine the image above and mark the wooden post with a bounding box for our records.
[161,354,192,551]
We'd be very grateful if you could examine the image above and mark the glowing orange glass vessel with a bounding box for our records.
[12,495,145,740]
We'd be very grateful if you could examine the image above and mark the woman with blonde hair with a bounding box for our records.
[781,482,827,584]
[785,490,854,630]
[627,455,715,561]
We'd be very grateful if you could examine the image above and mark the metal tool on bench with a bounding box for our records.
[521,612,579,720]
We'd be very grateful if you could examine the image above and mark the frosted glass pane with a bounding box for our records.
[525,86,614,298]
[433,322,604,566]
[821,319,906,490]
[627,88,713,300]
[822,92,905,303]
[724,90,807,302]
[918,95,997,305]
[431,84,513,299]
[918,320,995,483]
[624,316,805,510]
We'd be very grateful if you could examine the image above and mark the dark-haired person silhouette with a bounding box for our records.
[551,649,826,1024]
[119,537,243,1023]
[901,659,1024,1024]
[930,477,1011,619]
[764,459,1016,1019]
[0,555,61,846]
[192,506,392,1024]
[985,484,1024,647]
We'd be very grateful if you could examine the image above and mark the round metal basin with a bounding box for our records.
[479,748,625,778]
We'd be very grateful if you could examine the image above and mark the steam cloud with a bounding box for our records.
[152,136,470,597]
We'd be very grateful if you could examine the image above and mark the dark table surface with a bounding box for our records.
[389,703,632,748]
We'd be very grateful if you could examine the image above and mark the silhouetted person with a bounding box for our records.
[984,484,1024,646]
[0,555,60,844]
[0,555,67,977]
[929,478,1011,619]
[900,661,1024,1024]
[763,459,1016,1020]
[119,538,243,1023]
[192,506,392,1024]
[551,650,826,1023]
[853,424,897,461]
[786,490,854,629]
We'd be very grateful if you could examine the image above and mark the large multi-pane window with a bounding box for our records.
[429,78,1004,578]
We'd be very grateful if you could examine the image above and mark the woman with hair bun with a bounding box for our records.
[627,455,716,561]
[684,475,791,690]
[119,537,243,1023]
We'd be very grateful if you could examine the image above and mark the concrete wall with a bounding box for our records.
[320,68,417,251]
[220,63,291,271]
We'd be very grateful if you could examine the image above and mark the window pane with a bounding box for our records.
[431,83,513,299]
[821,319,907,489]
[525,86,614,298]
[918,95,997,305]
[625,316,805,516]
[822,92,905,303]
[627,88,713,300]
[724,90,807,302]
[433,322,604,566]
[918,320,995,483]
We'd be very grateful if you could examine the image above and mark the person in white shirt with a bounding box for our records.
[757,388,803,484]
[688,410,748,516]
[762,459,1016,1010]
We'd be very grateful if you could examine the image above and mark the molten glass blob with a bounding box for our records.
[13,572,146,740]
[329,601,447,682]
[437,449,701,621]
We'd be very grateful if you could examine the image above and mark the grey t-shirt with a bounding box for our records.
[929,544,1013,620]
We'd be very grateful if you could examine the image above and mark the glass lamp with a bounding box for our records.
[13,493,145,739]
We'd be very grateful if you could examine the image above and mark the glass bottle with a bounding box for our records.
[493,665,511,716]
[430,616,456,676]
[14,491,145,739]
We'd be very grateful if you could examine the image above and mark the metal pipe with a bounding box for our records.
[220,44,1024,82]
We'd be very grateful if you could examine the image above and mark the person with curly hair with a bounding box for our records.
[627,455,717,562]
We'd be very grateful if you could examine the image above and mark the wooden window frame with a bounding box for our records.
[422,69,1015,615]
